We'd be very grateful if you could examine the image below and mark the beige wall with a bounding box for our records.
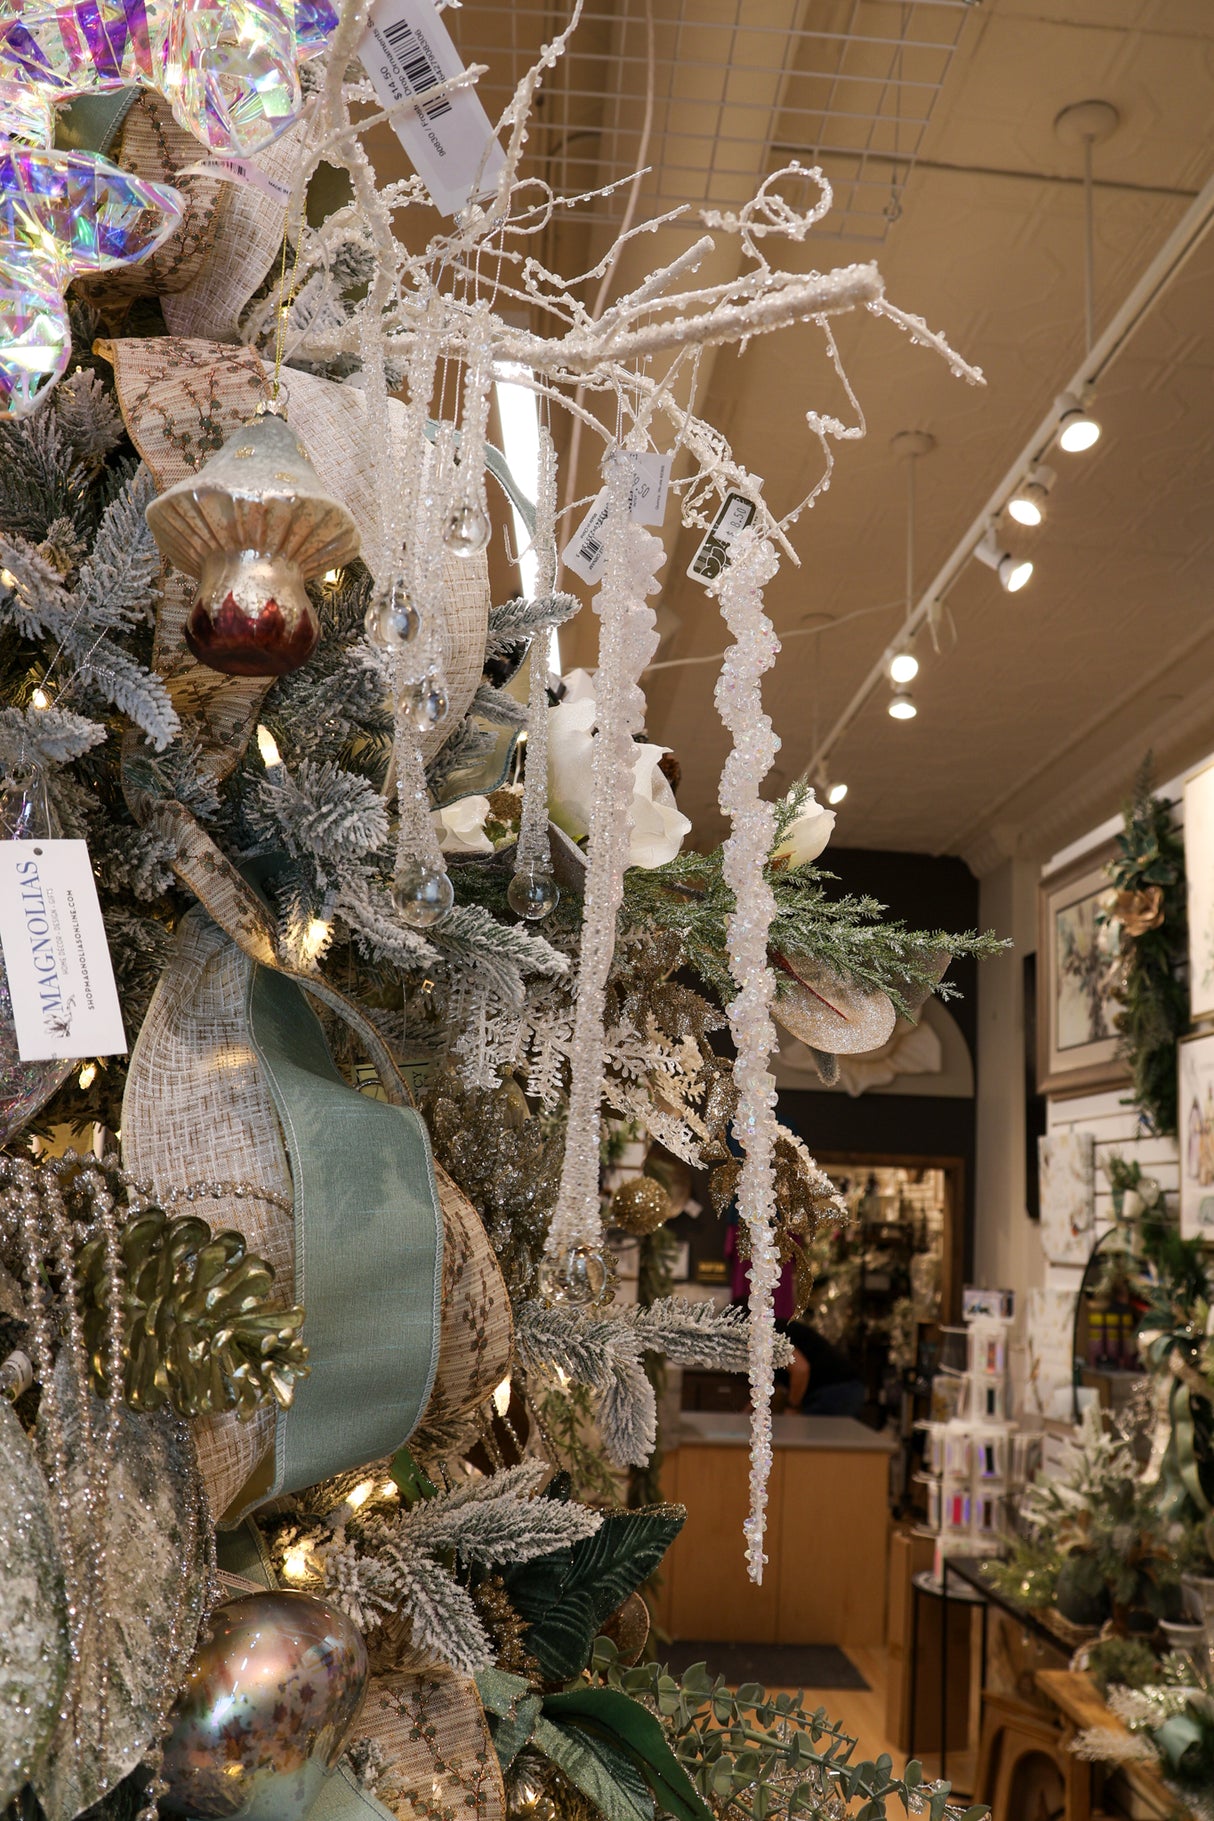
[973,856,1044,1299]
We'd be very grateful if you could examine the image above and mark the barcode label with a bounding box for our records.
[360,0,506,216]
[562,491,611,584]
[380,15,452,120]
[687,491,757,584]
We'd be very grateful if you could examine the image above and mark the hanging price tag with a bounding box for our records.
[687,490,757,585]
[360,0,506,216]
[561,490,611,585]
[0,841,126,1060]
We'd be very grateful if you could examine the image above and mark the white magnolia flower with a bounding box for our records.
[771,788,835,868]
[432,794,494,855]
[548,669,691,870]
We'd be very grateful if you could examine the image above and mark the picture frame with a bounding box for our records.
[1184,759,1214,1023]
[1037,841,1130,1098]
[1178,1029,1214,1239]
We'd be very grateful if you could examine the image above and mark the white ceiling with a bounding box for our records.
[440,0,1214,867]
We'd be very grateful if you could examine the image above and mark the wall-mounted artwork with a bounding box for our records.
[1037,842,1129,1098]
[1038,1129,1096,1266]
[1025,1286,1079,1418]
[1185,760,1214,1023]
[1178,1030,1214,1239]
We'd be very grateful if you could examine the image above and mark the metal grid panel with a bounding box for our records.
[448,0,973,242]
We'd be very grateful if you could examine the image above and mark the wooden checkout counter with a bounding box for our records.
[652,1410,896,1648]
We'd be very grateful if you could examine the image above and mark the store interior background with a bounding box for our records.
[438,0,1214,1800]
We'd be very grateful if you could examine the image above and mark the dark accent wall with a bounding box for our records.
[775,847,981,1279]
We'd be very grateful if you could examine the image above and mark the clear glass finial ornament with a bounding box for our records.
[398,672,450,733]
[537,1245,608,1306]
[507,866,560,921]
[443,502,490,558]
[365,578,419,649]
[392,859,455,928]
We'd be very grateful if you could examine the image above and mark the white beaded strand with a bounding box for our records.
[542,455,665,1298]
[710,526,783,1583]
[510,426,559,919]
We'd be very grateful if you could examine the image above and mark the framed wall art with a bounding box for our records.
[1178,1029,1214,1239]
[1037,842,1129,1098]
[1038,1129,1096,1267]
[1185,759,1214,1022]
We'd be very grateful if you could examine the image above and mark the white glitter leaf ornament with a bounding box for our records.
[770,954,897,1055]
[0,1397,68,1807]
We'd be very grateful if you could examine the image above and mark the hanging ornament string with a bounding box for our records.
[542,455,665,1302]
[269,187,309,410]
[710,524,783,1584]
[510,423,560,921]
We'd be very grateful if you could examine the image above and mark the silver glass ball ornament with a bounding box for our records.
[536,1245,608,1306]
[506,866,560,922]
[392,860,455,929]
[443,501,490,557]
[159,1591,368,1820]
[364,578,419,649]
[398,672,450,733]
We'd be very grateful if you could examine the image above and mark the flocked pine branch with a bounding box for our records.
[470,682,529,729]
[484,591,580,658]
[249,757,391,866]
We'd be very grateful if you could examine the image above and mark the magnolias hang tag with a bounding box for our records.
[0,839,126,1060]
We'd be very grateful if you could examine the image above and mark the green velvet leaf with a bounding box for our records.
[543,1686,716,1821]
[501,1506,684,1683]
[476,1668,542,1772]
[533,1713,654,1821]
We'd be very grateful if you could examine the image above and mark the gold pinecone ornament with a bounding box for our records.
[78,1209,308,1419]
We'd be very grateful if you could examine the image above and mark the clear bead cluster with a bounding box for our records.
[543,456,665,1302]
[710,526,784,1584]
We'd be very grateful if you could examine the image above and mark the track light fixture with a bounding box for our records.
[975,528,1033,594]
[888,689,917,721]
[825,779,848,806]
[1056,391,1101,454]
[1008,463,1056,527]
[888,650,919,685]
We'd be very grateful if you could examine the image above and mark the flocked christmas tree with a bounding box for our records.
[0,6,999,1821]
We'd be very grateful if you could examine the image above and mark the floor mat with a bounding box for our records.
[661,1641,869,1690]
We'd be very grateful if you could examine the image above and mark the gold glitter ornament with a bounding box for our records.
[609,1175,673,1236]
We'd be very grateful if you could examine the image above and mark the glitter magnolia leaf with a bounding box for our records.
[77,1209,308,1420]
[0,1399,67,1808]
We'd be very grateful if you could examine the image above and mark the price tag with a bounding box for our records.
[687,490,757,585]
[562,490,611,585]
[360,0,506,216]
[178,158,294,205]
[0,841,126,1060]
[561,457,672,584]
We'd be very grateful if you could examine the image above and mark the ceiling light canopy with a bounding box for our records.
[1056,391,1101,454]
[975,529,1034,594]
[1008,463,1056,527]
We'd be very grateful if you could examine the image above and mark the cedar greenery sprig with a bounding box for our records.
[622,785,1006,1020]
[1101,756,1188,1135]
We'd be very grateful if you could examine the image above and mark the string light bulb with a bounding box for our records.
[1056,391,1101,454]
[1008,464,1056,527]
[256,724,282,770]
[888,690,917,721]
[888,650,919,685]
[975,529,1033,594]
[31,686,49,709]
[78,1061,96,1089]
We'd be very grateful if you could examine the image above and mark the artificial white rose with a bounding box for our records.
[547,669,691,869]
[432,794,494,855]
[771,789,835,868]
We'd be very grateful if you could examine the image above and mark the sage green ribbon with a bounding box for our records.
[238,961,443,1508]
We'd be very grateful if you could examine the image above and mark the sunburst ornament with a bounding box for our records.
[0,82,182,413]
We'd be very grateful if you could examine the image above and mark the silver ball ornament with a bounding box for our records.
[392,860,455,928]
[159,1592,368,1821]
[443,501,490,557]
[506,867,560,922]
[537,1245,608,1306]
